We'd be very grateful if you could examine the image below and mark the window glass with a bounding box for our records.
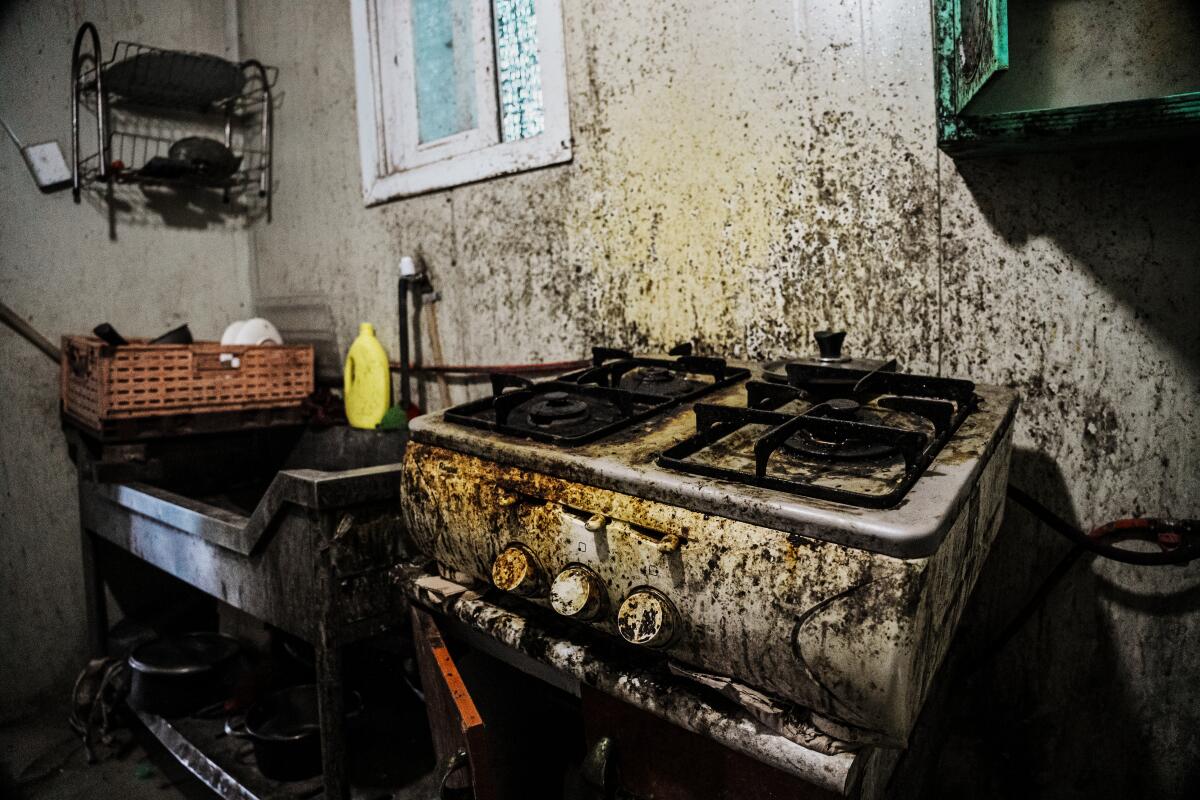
[412,0,478,143]
[493,0,545,141]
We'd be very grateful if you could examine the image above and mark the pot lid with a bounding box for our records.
[129,632,241,676]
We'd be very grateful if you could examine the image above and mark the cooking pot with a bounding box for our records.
[225,684,363,782]
[127,632,242,717]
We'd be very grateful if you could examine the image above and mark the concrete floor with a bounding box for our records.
[0,702,204,800]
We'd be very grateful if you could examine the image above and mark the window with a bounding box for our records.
[351,0,571,203]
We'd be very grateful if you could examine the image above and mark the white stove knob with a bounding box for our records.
[491,545,545,597]
[549,566,606,620]
[617,588,679,648]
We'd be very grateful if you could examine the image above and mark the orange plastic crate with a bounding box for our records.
[61,335,314,431]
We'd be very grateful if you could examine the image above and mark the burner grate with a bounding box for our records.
[441,345,750,446]
[445,375,672,445]
[561,345,751,402]
[659,370,978,508]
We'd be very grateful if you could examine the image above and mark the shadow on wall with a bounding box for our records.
[891,446,1200,800]
[82,184,259,234]
[953,141,1200,373]
[895,140,1200,799]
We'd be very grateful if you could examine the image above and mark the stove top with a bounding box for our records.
[442,344,751,445]
[414,343,1017,558]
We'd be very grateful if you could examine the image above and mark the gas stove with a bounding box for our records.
[400,334,1018,746]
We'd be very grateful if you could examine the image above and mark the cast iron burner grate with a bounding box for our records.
[560,342,752,402]
[442,344,750,446]
[658,365,978,508]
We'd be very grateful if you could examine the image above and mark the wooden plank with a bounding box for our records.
[411,606,497,800]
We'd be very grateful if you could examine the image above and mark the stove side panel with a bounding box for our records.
[908,417,1013,726]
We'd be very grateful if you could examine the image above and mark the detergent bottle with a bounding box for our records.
[344,323,391,429]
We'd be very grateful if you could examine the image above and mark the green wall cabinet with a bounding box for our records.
[935,0,1200,156]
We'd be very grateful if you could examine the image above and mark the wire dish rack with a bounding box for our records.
[71,23,276,220]
[77,130,269,194]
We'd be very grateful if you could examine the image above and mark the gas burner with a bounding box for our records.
[618,366,694,396]
[636,366,674,382]
[564,346,752,403]
[822,398,861,417]
[782,430,898,461]
[440,345,752,446]
[440,346,750,446]
[783,400,894,460]
[528,392,591,427]
[660,370,978,508]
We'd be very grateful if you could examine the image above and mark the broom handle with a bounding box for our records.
[0,300,60,363]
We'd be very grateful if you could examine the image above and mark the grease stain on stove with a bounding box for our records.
[402,432,1012,745]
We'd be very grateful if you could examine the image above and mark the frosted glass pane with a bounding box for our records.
[412,0,478,143]
[494,0,545,141]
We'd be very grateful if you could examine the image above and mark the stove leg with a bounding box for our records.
[80,528,107,656]
[316,629,349,800]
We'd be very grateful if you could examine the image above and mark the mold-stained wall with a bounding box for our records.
[0,0,251,715]
[239,2,1198,795]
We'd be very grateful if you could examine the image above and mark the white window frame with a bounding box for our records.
[350,0,572,204]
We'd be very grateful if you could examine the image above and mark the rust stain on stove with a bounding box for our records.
[401,439,1009,745]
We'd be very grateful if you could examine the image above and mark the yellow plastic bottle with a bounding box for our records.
[344,323,391,429]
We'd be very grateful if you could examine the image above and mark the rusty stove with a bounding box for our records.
[400,334,1018,747]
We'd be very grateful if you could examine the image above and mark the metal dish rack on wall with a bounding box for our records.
[71,22,277,222]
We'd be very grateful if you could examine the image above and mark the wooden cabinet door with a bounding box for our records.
[411,606,499,800]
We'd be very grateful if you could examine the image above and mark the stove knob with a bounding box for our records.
[491,545,545,597]
[617,589,679,648]
[549,566,607,620]
[814,330,847,362]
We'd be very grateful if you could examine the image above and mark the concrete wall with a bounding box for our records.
[239,1,1198,796]
[0,1,251,714]
[0,0,1194,795]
